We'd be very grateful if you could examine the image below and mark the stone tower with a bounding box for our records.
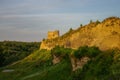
[47,30,59,39]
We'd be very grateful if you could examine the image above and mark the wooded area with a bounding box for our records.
[0,41,40,67]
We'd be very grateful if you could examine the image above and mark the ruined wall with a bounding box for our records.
[47,30,59,39]
[40,30,60,50]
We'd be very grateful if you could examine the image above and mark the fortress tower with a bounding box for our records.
[47,30,59,39]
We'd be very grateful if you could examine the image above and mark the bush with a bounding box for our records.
[74,46,101,59]
[87,46,101,58]
[51,46,72,58]
[74,46,88,59]
[72,50,114,80]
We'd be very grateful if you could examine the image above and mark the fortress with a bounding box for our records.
[40,30,60,50]
[47,30,59,39]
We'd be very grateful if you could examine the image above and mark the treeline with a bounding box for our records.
[0,41,40,67]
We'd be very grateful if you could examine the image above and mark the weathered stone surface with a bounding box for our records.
[70,55,90,71]
[52,55,61,64]
[47,30,59,39]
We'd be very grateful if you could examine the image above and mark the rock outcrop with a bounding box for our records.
[52,55,61,64]
[70,56,90,71]
[52,53,90,71]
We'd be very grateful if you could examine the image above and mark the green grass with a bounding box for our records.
[24,60,72,80]
[1,48,120,80]
[0,50,52,80]
[0,50,72,80]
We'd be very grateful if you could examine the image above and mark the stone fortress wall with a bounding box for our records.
[47,30,59,39]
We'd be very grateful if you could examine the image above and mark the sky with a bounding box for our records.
[0,0,120,42]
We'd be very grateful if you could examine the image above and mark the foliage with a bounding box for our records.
[96,20,100,24]
[0,45,120,80]
[69,28,73,32]
[0,41,40,67]
[51,46,72,58]
[80,24,83,27]
[90,20,93,23]
[72,49,117,80]
[74,46,101,59]
[0,50,72,80]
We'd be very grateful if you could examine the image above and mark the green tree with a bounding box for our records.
[74,46,88,59]
[74,46,101,59]
[69,28,73,32]
[80,24,83,27]
[51,46,72,58]
[0,45,5,67]
[90,20,93,23]
[96,20,100,24]
[0,41,40,67]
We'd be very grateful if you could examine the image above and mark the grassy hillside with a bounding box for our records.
[0,49,72,80]
[0,46,120,80]
[1,17,120,80]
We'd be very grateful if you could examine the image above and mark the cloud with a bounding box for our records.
[0,13,108,41]
[0,0,95,15]
[0,0,120,41]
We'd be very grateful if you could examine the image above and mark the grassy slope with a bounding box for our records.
[0,49,120,80]
[0,50,72,80]
[24,60,72,80]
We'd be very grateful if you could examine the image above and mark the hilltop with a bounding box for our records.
[40,17,120,50]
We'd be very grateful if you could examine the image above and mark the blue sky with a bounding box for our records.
[0,0,120,41]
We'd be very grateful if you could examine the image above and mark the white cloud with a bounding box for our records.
[0,13,108,41]
[0,0,120,41]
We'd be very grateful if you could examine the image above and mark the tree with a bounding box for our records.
[0,45,5,67]
[96,20,100,24]
[80,24,83,27]
[74,46,101,59]
[90,20,93,23]
[51,46,72,58]
[0,41,40,67]
[74,46,88,59]
[69,28,73,32]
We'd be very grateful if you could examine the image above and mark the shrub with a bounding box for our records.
[51,46,72,58]
[87,46,101,58]
[74,46,88,59]
[96,20,100,24]
[74,46,101,59]
[73,50,114,80]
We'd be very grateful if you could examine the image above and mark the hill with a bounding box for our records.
[0,17,120,80]
[40,17,120,50]
[1,46,120,80]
